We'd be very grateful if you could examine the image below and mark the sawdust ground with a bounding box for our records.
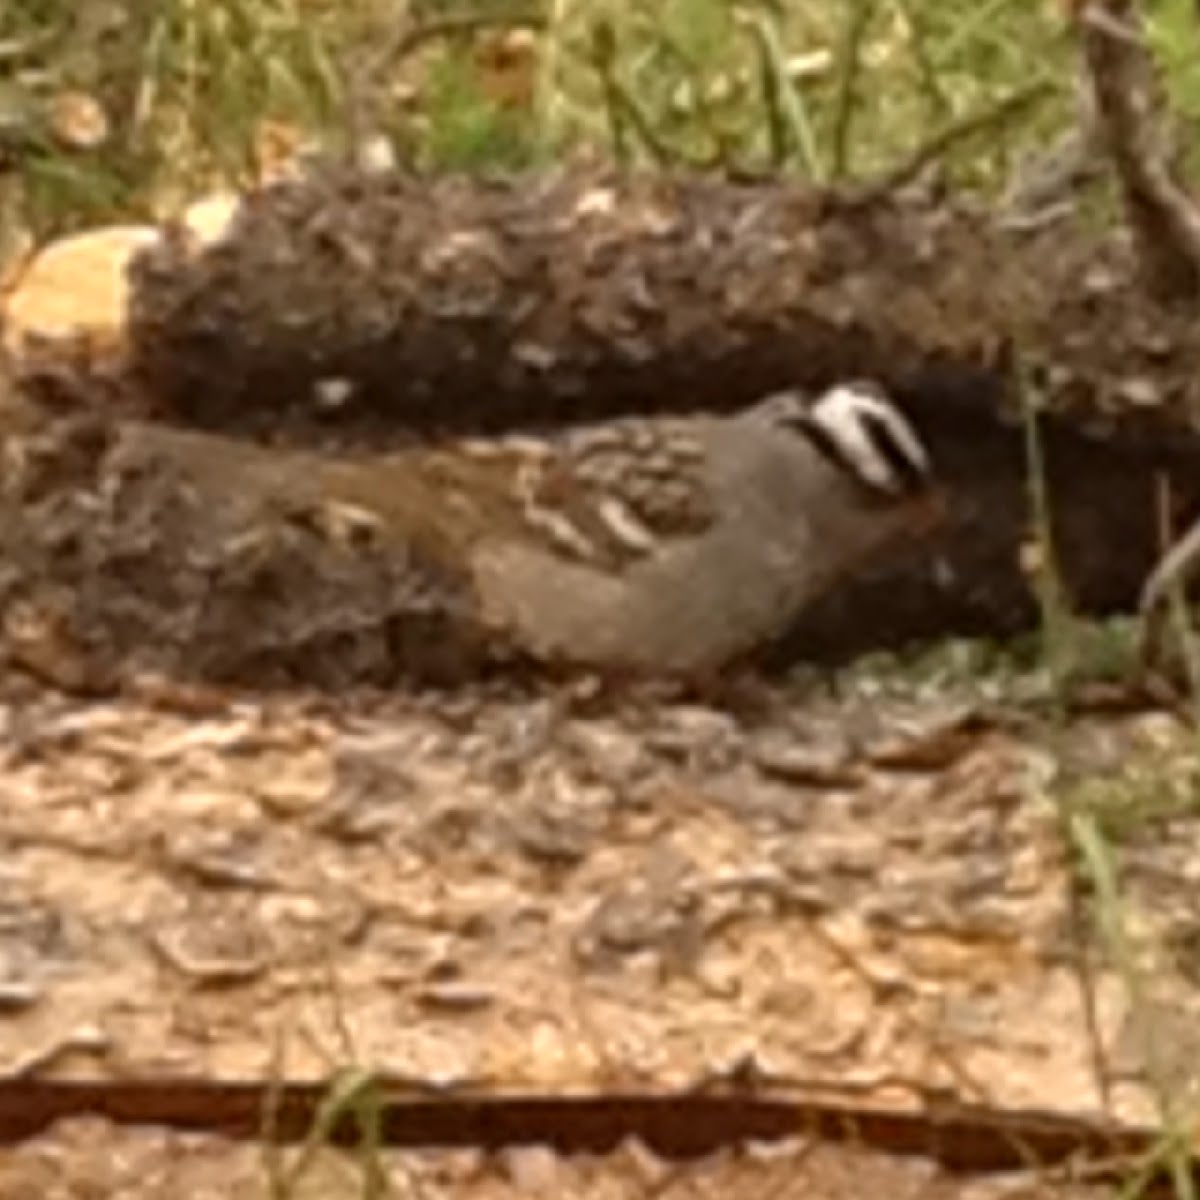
[0,1119,1109,1200]
[2,663,1197,1118]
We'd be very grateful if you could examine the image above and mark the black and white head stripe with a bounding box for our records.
[789,381,931,496]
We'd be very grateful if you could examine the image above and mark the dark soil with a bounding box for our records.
[0,399,499,692]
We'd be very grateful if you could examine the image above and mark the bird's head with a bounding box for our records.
[760,380,934,497]
[754,379,947,551]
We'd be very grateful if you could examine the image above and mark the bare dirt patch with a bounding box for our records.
[0,671,1188,1118]
[0,1118,1109,1200]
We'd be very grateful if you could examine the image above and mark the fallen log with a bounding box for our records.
[121,167,1200,449]
[123,171,1016,439]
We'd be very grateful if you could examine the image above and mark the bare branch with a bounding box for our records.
[1071,0,1200,299]
[848,81,1052,205]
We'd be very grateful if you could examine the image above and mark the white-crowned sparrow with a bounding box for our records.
[311,378,944,675]
[6,380,942,686]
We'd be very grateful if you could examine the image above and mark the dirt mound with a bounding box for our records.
[0,407,493,692]
[125,169,1022,443]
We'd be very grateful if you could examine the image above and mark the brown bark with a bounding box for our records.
[1072,0,1200,301]
[122,170,1023,440]
[121,167,1200,449]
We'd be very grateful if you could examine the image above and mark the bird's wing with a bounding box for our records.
[517,419,719,570]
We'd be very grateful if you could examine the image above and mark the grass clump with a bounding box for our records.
[0,0,1082,237]
[6,0,1200,237]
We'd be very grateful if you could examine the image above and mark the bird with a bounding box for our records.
[457,381,944,676]
[322,378,943,676]
[34,379,944,686]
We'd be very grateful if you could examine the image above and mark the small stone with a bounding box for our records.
[1116,376,1162,408]
[512,340,556,371]
[751,735,861,788]
[564,721,649,786]
[645,705,743,768]
[313,376,356,410]
[499,1145,562,1193]
[514,806,593,867]
[151,926,268,985]
[416,981,496,1012]
[0,980,41,1012]
[1135,330,1174,359]
[1082,264,1118,294]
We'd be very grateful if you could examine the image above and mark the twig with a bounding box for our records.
[1071,0,1200,299]
[370,10,546,78]
[631,0,733,166]
[740,8,824,179]
[740,6,788,169]
[1135,499,1200,676]
[998,63,1104,232]
[848,81,1052,204]
[889,0,950,121]
[589,20,673,167]
[830,0,879,178]
[339,9,547,164]
[1067,859,1115,1113]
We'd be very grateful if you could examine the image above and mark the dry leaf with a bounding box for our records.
[474,29,539,112]
[1,224,158,355]
[253,118,308,183]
